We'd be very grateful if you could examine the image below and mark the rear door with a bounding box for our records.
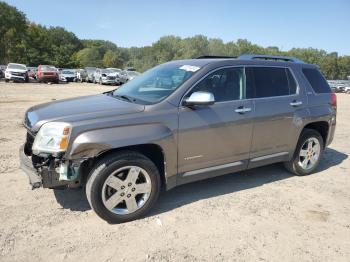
[246,66,307,167]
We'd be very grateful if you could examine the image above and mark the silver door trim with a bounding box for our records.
[183,161,244,177]
[250,152,289,162]
[235,107,252,113]
[290,101,303,106]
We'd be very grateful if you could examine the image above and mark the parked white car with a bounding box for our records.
[344,86,350,93]
[5,63,29,82]
[60,70,76,82]
[94,69,118,85]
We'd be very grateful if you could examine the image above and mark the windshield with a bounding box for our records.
[8,64,26,70]
[112,63,199,104]
[85,67,96,73]
[41,65,56,71]
[101,69,112,74]
[62,70,74,74]
[108,68,121,73]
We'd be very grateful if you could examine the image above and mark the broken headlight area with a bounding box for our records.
[23,130,83,189]
[31,153,82,189]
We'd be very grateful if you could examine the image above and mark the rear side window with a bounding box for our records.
[246,67,296,98]
[302,68,331,93]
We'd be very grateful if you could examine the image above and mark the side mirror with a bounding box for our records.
[183,91,215,106]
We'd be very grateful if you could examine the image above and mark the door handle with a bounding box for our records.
[235,107,252,114]
[290,100,302,107]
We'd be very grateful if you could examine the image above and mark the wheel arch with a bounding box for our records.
[302,121,329,147]
[90,144,167,189]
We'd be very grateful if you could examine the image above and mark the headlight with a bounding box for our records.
[32,122,71,154]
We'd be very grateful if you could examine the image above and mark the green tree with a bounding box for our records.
[46,26,82,67]
[75,47,102,67]
[0,1,27,64]
[24,23,51,66]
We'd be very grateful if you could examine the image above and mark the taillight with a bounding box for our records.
[330,93,337,111]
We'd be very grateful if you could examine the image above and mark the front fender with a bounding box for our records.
[68,124,175,158]
[67,123,177,179]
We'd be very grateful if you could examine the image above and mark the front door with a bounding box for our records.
[177,67,254,176]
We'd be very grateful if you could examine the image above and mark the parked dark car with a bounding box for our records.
[0,65,6,78]
[37,65,59,83]
[20,54,336,223]
[27,67,38,80]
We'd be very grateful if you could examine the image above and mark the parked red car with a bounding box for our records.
[37,65,59,83]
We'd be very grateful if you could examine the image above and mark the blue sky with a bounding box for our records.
[5,0,350,55]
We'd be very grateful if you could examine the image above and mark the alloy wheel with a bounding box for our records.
[298,137,321,171]
[101,166,152,215]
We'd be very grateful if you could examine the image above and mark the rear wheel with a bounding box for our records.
[284,129,324,176]
[86,152,161,223]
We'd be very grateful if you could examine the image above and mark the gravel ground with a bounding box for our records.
[0,82,349,262]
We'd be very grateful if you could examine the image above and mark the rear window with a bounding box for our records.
[302,68,331,93]
[246,67,296,98]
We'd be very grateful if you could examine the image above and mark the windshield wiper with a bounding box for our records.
[113,94,135,103]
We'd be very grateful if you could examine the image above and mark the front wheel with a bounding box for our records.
[86,152,161,223]
[284,129,324,176]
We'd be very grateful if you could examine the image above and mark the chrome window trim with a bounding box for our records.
[179,65,301,107]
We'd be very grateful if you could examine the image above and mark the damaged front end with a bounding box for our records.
[19,129,82,190]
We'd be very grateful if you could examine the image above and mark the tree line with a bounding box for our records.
[1,1,349,79]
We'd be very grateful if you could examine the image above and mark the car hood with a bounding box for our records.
[61,73,75,77]
[24,94,145,132]
[6,68,27,73]
[107,72,120,77]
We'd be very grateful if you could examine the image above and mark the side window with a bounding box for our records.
[188,67,244,102]
[246,67,291,98]
[302,68,331,93]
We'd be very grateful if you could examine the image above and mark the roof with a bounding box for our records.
[166,54,311,69]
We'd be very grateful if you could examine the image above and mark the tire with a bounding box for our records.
[284,129,324,176]
[5,79,9,83]
[86,151,161,223]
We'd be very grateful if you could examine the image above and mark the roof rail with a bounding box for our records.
[238,54,304,63]
[196,55,237,59]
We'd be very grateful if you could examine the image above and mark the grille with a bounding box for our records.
[107,76,116,80]
[12,72,25,76]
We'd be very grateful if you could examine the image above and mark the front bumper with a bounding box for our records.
[65,77,76,82]
[5,74,26,81]
[101,78,116,84]
[19,145,72,189]
[38,76,59,82]
[19,145,42,188]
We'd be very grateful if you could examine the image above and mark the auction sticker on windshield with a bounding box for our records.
[179,65,200,72]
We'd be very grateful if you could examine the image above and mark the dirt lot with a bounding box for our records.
[0,82,349,262]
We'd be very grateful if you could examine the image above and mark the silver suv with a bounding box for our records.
[19,54,337,223]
